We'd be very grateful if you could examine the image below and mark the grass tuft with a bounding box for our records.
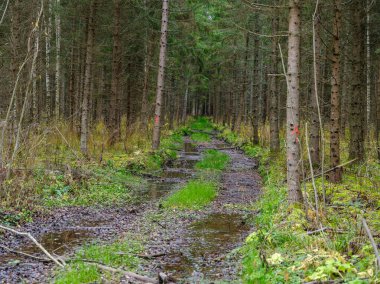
[195,149,230,171]
[189,117,213,131]
[55,239,143,283]
[163,180,217,209]
[190,132,211,142]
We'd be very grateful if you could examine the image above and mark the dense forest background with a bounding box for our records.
[0,0,380,283]
[0,0,379,173]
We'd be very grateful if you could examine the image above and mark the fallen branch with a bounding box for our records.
[93,263,158,283]
[361,217,380,268]
[0,244,50,262]
[306,227,346,235]
[0,224,64,267]
[302,158,357,182]
[134,252,167,259]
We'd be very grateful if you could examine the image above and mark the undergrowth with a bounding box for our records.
[0,123,184,224]
[55,238,143,284]
[218,126,380,283]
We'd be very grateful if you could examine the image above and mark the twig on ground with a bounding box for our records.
[302,159,357,182]
[305,227,346,235]
[0,224,64,267]
[92,263,159,283]
[361,217,380,269]
[0,244,50,262]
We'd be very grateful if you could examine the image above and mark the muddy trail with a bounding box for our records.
[0,134,261,283]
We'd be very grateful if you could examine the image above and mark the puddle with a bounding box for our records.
[0,229,92,265]
[184,142,198,154]
[171,158,198,169]
[163,213,250,278]
[161,170,191,179]
[138,141,199,201]
[144,181,176,200]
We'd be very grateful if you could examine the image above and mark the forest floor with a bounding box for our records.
[1,118,378,283]
[0,121,262,283]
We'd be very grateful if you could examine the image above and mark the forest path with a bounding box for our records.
[0,134,261,283]
[131,136,262,283]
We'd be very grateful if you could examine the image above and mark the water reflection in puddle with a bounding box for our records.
[163,213,250,278]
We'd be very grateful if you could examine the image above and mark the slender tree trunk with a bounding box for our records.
[310,9,321,165]
[80,0,97,154]
[329,0,342,183]
[141,37,152,131]
[110,0,122,142]
[55,0,61,119]
[376,62,380,161]
[252,15,260,144]
[286,0,303,204]
[31,32,39,122]
[152,0,169,150]
[45,0,52,120]
[349,1,365,161]
[366,0,371,131]
[269,8,279,151]
[182,77,189,123]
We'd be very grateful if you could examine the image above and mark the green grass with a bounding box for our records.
[218,126,380,283]
[41,168,141,207]
[189,117,214,131]
[55,239,143,283]
[163,180,217,209]
[195,149,230,170]
[190,132,211,142]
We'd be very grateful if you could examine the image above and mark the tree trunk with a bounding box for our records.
[80,0,97,154]
[44,0,52,120]
[252,15,260,144]
[329,0,342,183]
[152,0,169,150]
[110,0,122,143]
[55,0,61,119]
[349,1,365,161]
[140,32,152,131]
[269,8,279,151]
[310,8,321,165]
[286,0,303,204]
[376,62,380,161]
[182,77,189,124]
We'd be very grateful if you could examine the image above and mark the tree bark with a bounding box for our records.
[376,62,380,161]
[110,0,122,143]
[55,0,61,119]
[286,0,303,204]
[349,1,365,161]
[251,15,260,144]
[269,7,279,151]
[80,0,97,154]
[44,0,52,120]
[310,8,321,165]
[152,0,169,150]
[329,0,342,183]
